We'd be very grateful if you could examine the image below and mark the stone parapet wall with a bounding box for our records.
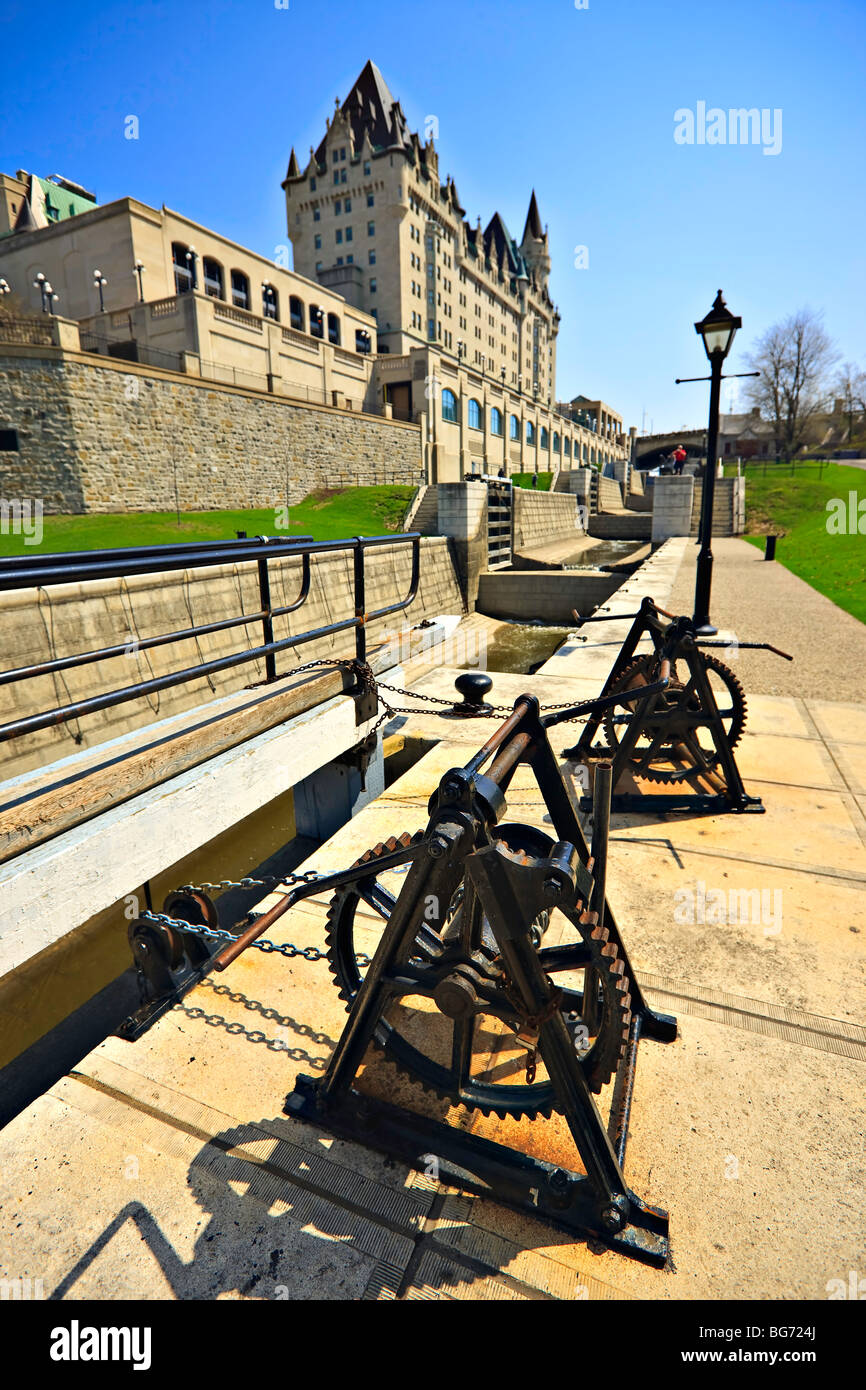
[0,346,423,514]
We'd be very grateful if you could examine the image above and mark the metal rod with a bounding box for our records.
[257,554,277,683]
[0,610,267,688]
[693,353,723,630]
[487,731,534,786]
[0,533,421,593]
[0,534,314,571]
[464,699,534,776]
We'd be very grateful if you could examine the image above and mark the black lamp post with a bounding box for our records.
[689,290,741,634]
[93,269,108,313]
[134,261,146,302]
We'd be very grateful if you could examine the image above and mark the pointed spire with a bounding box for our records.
[286,148,300,179]
[522,190,544,244]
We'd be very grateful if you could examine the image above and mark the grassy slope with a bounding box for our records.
[741,463,866,623]
[512,471,553,491]
[0,485,417,556]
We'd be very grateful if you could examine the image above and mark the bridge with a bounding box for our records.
[633,428,706,468]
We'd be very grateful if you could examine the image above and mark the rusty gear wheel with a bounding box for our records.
[325,827,631,1116]
[602,651,747,784]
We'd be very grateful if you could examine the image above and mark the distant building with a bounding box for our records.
[0,170,98,237]
[718,408,777,460]
[0,182,378,410]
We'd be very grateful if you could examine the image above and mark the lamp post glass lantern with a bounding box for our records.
[692,290,741,634]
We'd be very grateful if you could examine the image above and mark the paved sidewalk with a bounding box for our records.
[667,537,866,699]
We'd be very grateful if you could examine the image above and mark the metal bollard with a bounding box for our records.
[764,535,777,561]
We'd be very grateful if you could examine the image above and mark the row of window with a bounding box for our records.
[170,244,375,352]
[440,392,592,456]
[309,158,372,192]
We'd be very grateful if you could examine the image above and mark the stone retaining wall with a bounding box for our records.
[0,346,423,514]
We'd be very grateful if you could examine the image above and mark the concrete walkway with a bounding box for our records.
[667,536,866,699]
[0,537,863,1301]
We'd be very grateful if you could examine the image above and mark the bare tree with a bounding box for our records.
[743,308,838,460]
[833,361,866,447]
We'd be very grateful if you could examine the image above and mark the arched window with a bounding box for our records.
[327,312,341,345]
[309,305,324,339]
[203,258,224,299]
[468,399,482,430]
[172,242,194,294]
[526,421,536,445]
[289,296,305,331]
[510,414,520,441]
[490,406,503,436]
[564,438,571,458]
[262,283,279,320]
[441,389,458,423]
[553,432,561,453]
[541,427,549,450]
[230,270,250,310]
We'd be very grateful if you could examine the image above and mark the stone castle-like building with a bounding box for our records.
[283,60,558,397]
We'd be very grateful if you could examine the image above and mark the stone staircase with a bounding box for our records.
[690,480,737,537]
[404,483,439,534]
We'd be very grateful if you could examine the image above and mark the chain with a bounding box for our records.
[136,652,593,970]
[138,862,371,966]
[497,968,563,1085]
[376,679,598,723]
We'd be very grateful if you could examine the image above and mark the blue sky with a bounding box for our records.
[1,0,864,432]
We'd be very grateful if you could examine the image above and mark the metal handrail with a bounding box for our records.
[0,532,421,744]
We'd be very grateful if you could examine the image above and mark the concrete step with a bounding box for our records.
[405,485,440,535]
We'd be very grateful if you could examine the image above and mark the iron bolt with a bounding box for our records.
[428,834,450,859]
[547,1167,570,1195]
[543,875,563,902]
[600,1198,627,1231]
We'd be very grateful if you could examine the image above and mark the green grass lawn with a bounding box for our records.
[512,471,553,491]
[740,462,866,624]
[0,485,417,557]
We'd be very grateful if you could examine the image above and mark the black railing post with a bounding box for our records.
[256,541,277,683]
[353,538,366,665]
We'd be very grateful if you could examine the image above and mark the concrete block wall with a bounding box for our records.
[652,476,695,540]
[0,536,465,779]
[436,481,488,607]
[476,570,621,623]
[612,459,631,496]
[512,489,581,550]
[0,346,423,514]
[597,475,625,512]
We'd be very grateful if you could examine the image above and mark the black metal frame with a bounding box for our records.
[565,596,765,814]
[120,687,677,1264]
[282,695,677,1266]
[0,532,421,743]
